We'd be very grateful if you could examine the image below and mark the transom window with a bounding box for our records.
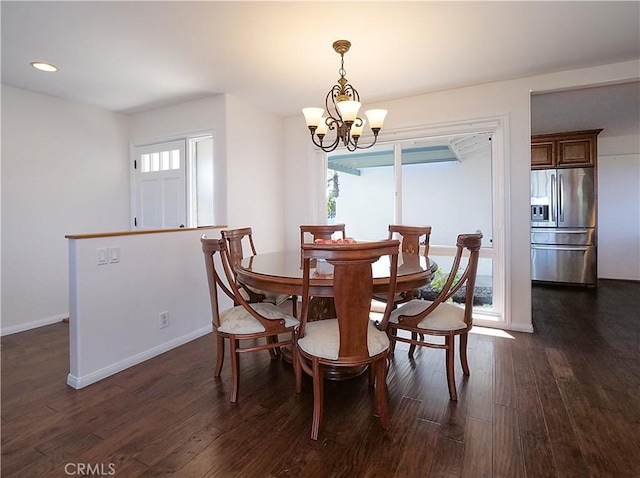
[140,149,181,173]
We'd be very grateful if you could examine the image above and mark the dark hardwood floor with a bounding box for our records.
[2,279,639,477]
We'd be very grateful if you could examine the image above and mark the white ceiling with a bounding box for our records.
[2,1,639,132]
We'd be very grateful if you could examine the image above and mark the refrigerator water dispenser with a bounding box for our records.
[531,205,549,222]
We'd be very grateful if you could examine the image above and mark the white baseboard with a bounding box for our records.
[507,323,535,333]
[1,314,68,336]
[66,325,213,389]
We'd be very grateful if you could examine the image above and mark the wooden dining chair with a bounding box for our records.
[294,239,400,440]
[221,227,297,316]
[380,232,482,401]
[373,224,432,307]
[201,236,299,403]
[300,223,346,244]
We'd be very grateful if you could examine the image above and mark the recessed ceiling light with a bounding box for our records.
[30,62,58,72]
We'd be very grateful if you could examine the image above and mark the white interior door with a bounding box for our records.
[133,139,186,229]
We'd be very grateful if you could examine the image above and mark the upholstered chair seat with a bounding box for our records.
[390,299,466,331]
[297,319,389,361]
[219,302,298,334]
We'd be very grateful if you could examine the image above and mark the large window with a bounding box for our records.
[325,120,505,324]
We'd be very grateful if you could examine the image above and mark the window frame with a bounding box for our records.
[317,116,509,327]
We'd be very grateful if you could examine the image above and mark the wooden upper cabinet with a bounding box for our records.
[531,129,602,169]
[531,141,555,168]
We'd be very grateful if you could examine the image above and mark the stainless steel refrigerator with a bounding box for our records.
[530,167,597,286]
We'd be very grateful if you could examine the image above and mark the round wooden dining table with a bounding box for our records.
[236,249,437,379]
[236,249,437,305]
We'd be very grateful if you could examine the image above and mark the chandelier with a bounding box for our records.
[302,40,387,152]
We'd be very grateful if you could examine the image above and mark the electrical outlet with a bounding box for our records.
[159,312,169,329]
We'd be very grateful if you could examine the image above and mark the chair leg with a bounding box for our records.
[445,335,457,401]
[368,363,376,386]
[375,357,389,430]
[408,332,418,358]
[229,339,240,403]
[267,335,280,359]
[291,295,298,318]
[388,328,397,356]
[214,335,225,378]
[294,346,302,394]
[310,358,323,441]
[460,332,470,376]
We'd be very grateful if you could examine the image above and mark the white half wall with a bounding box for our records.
[67,227,223,388]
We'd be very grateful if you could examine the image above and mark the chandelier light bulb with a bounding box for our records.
[350,119,366,138]
[365,109,388,130]
[336,101,361,122]
[302,107,324,128]
[316,118,329,136]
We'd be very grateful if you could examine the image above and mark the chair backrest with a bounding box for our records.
[299,240,400,359]
[201,236,235,329]
[221,227,257,268]
[201,235,287,333]
[300,224,346,244]
[426,232,482,326]
[387,225,432,257]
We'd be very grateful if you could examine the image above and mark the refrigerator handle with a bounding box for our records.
[558,173,564,222]
[550,173,557,222]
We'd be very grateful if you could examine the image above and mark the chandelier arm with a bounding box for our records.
[326,88,342,121]
[310,130,341,152]
[353,139,379,150]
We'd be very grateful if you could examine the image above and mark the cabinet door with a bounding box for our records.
[531,142,555,168]
[558,138,594,167]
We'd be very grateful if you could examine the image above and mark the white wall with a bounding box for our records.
[1,86,131,334]
[333,166,395,241]
[130,94,286,253]
[224,95,286,253]
[283,60,640,333]
[598,135,640,280]
[67,228,221,388]
[129,94,228,229]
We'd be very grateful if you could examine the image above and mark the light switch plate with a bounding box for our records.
[109,247,120,263]
[96,248,108,265]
